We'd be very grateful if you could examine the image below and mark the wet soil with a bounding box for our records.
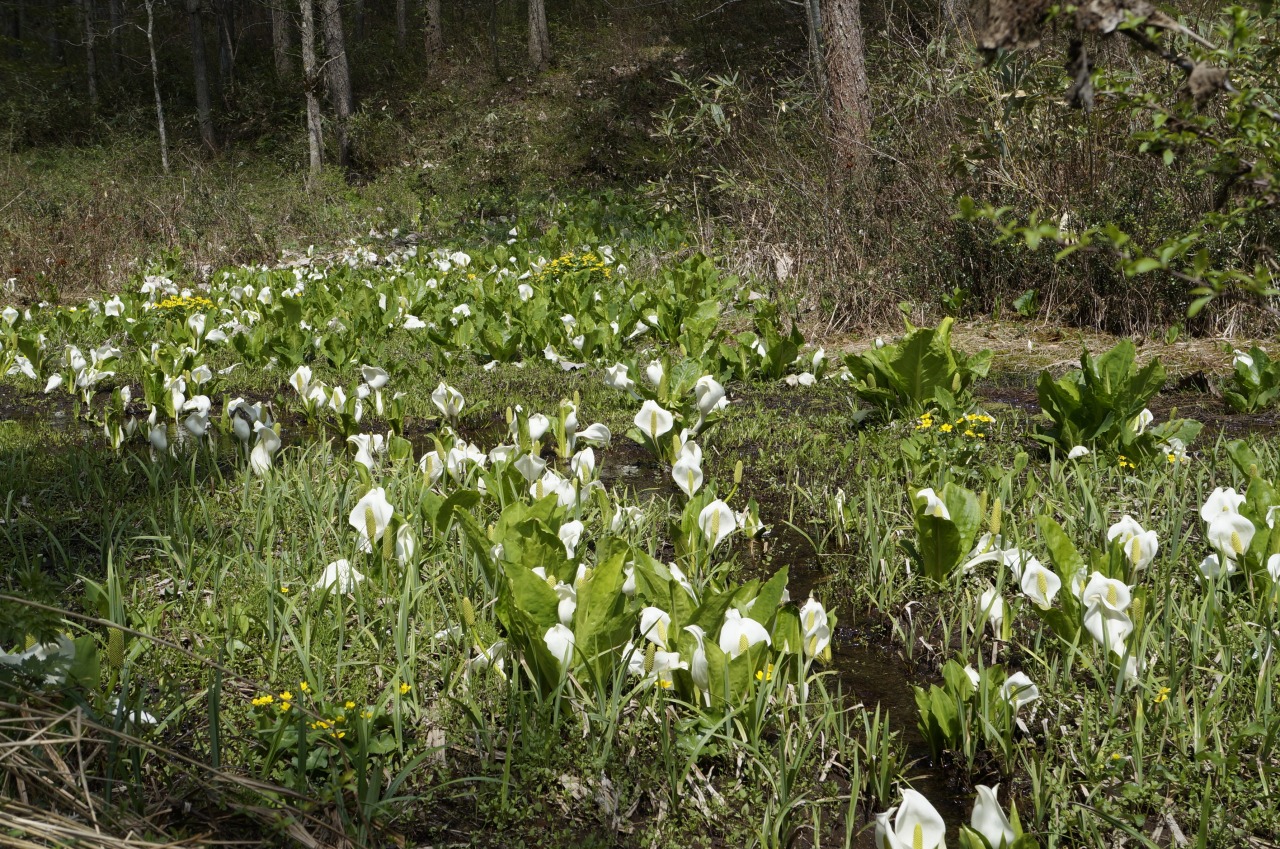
[740,517,975,840]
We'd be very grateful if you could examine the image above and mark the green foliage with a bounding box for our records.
[843,319,992,417]
[957,5,1280,318]
[1224,347,1280,413]
[905,481,982,583]
[1035,339,1200,458]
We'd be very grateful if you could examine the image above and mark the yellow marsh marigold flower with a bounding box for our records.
[399,682,411,695]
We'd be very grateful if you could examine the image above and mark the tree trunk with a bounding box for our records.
[487,0,498,77]
[45,0,63,63]
[187,0,216,149]
[107,0,122,72]
[805,0,823,80]
[422,0,441,64]
[143,0,169,174]
[319,0,352,166]
[299,0,323,183]
[81,0,98,111]
[941,0,968,30]
[271,0,294,77]
[214,0,235,92]
[527,0,549,70]
[819,0,871,170]
[394,0,404,49]
[352,0,363,40]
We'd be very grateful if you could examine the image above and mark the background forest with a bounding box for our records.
[2,0,1274,335]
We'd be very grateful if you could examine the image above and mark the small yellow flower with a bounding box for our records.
[362,710,374,720]
[1110,752,1122,761]
[1153,686,1171,704]
[399,682,411,695]
[344,700,356,710]
[335,731,346,739]
[279,701,292,712]
[939,423,953,433]
[755,663,775,682]
[280,585,289,593]
[299,681,310,693]
[279,691,293,702]
[964,429,977,438]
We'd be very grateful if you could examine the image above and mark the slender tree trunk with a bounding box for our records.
[394,0,404,49]
[271,0,293,77]
[352,0,362,40]
[107,0,121,72]
[143,0,169,173]
[819,0,871,170]
[319,0,353,166]
[81,0,98,111]
[187,0,216,149]
[214,0,234,92]
[299,0,323,183]
[46,0,63,63]
[487,0,498,77]
[422,0,441,64]
[527,0,549,70]
[805,0,823,80]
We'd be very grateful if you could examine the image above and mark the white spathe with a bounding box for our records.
[719,609,770,659]
[874,789,946,849]
[634,400,674,441]
[1000,672,1040,711]
[799,597,831,658]
[698,499,737,551]
[1019,560,1062,608]
[1207,512,1255,562]
[349,487,395,552]
[970,784,1016,849]
[314,559,365,593]
[915,488,950,520]
[1200,487,1246,524]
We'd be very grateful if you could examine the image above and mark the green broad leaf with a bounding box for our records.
[497,561,560,632]
[914,514,963,582]
[942,482,982,554]
[572,549,631,684]
[770,607,803,657]
[419,489,483,535]
[747,567,789,626]
[1036,515,1086,583]
[1226,440,1262,478]
[1032,605,1079,645]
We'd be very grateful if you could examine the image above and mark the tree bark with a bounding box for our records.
[422,0,441,64]
[819,0,872,170]
[527,0,549,70]
[299,0,323,183]
[187,0,216,149]
[81,0,98,111]
[271,0,294,77]
[319,0,353,166]
[107,0,122,72]
[214,0,235,92]
[46,0,63,63]
[805,0,823,80]
[143,0,169,174]
[941,0,968,30]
